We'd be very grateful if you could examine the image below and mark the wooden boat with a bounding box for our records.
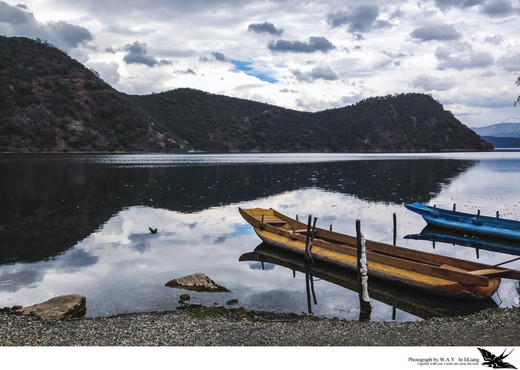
[239,207,520,299]
[405,202,520,241]
[240,243,498,319]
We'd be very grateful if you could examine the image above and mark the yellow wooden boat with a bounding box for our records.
[239,243,498,319]
[239,208,520,299]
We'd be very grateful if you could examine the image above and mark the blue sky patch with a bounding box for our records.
[230,59,278,83]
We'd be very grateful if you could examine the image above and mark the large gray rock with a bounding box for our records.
[14,294,86,320]
[165,273,231,292]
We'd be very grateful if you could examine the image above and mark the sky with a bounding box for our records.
[1,0,519,127]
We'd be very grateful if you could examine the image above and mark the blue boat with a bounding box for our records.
[404,202,520,242]
[404,226,520,256]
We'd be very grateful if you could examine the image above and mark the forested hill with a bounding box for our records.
[131,89,492,152]
[0,36,184,152]
[1,35,492,152]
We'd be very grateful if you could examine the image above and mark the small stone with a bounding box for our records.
[226,299,239,306]
[165,272,231,292]
[179,294,190,301]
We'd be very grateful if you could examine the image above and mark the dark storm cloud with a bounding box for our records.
[435,45,494,70]
[497,52,520,71]
[410,24,461,41]
[268,36,335,53]
[123,41,171,66]
[412,75,453,91]
[175,68,196,75]
[326,5,390,33]
[434,0,485,9]
[435,0,519,17]
[124,41,157,66]
[212,51,226,61]
[485,35,505,45]
[0,1,92,49]
[482,0,520,17]
[0,1,34,24]
[247,21,283,36]
[292,65,338,82]
[46,21,93,48]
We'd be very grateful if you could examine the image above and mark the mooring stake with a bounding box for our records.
[356,219,371,315]
[305,215,312,260]
[393,212,397,246]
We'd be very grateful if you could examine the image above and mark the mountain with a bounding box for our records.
[1,35,492,153]
[0,36,184,152]
[472,122,520,138]
[131,89,492,152]
[471,122,520,148]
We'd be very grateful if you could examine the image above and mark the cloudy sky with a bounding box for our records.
[1,0,519,127]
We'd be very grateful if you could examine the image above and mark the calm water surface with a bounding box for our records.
[0,152,519,321]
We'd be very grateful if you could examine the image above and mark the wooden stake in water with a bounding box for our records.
[305,215,312,260]
[356,219,371,315]
[393,212,397,246]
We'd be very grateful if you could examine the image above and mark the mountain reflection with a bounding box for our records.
[0,155,474,265]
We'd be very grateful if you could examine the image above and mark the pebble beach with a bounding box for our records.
[1,305,518,346]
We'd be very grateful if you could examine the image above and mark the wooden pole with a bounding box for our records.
[305,215,312,260]
[356,220,362,273]
[393,213,397,246]
[309,217,317,256]
[356,219,371,316]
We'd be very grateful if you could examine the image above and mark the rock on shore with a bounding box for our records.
[13,294,86,321]
[165,273,231,292]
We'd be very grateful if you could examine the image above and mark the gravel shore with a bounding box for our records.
[1,305,518,346]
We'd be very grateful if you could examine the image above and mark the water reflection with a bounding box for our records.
[0,153,519,321]
[405,226,520,258]
[240,243,498,320]
[0,155,474,265]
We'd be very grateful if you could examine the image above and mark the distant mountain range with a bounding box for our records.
[0,35,492,152]
[471,122,520,148]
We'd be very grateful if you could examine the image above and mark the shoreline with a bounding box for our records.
[1,305,518,346]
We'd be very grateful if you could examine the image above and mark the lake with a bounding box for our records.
[0,152,519,322]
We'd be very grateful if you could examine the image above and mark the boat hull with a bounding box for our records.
[238,208,519,299]
[405,202,520,241]
[240,243,499,319]
[252,225,500,299]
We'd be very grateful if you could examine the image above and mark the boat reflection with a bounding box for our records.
[239,243,497,321]
[405,226,520,258]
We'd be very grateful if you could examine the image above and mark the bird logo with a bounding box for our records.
[477,348,516,369]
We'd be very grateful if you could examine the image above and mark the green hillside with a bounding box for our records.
[0,36,183,152]
[131,89,492,152]
[0,35,492,153]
